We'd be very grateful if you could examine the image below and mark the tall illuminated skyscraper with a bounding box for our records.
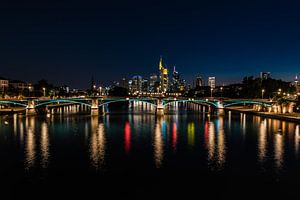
[159,57,168,93]
[208,77,216,89]
[149,74,158,92]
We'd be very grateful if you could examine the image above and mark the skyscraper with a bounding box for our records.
[131,75,143,94]
[196,76,204,87]
[159,57,168,93]
[170,66,180,92]
[149,74,158,92]
[208,77,216,89]
[260,72,271,80]
[120,77,129,89]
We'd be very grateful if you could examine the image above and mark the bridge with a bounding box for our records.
[0,96,278,116]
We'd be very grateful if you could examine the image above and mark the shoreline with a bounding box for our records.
[0,108,25,115]
[225,107,300,123]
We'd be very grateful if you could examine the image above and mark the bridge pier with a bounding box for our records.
[217,108,225,116]
[45,106,51,115]
[26,99,36,115]
[100,104,108,115]
[156,99,164,115]
[217,101,224,116]
[91,98,99,116]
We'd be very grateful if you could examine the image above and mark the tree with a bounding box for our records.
[109,86,128,96]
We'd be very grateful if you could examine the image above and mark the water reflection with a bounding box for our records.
[124,122,131,154]
[274,132,284,170]
[3,110,300,177]
[25,117,36,169]
[40,122,49,168]
[217,116,226,167]
[205,117,226,170]
[295,125,300,158]
[187,122,195,148]
[153,117,164,168]
[172,122,177,152]
[258,119,267,163]
[19,117,24,145]
[90,117,106,169]
[207,120,215,164]
[240,113,246,135]
[228,111,231,129]
[13,114,17,135]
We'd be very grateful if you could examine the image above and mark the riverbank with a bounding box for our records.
[0,108,25,115]
[226,106,300,123]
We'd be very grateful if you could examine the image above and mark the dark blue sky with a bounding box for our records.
[1,0,300,88]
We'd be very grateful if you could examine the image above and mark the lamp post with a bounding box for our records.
[210,88,213,97]
[220,87,223,97]
[261,89,265,99]
[28,86,32,97]
[43,87,46,97]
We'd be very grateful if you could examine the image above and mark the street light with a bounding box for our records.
[220,87,223,97]
[43,87,46,97]
[210,88,213,97]
[99,86,102,96]
[28,86,32,97]
[278,88,282,95]
[261,89,265,99]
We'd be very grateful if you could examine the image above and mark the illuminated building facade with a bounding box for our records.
[196,76,204,87]
[208,77,216,89]
[131,75,143,94]
[170,66,185,92]
[0,78,9,92]
[159,57,168,93]
[149,74,159,92]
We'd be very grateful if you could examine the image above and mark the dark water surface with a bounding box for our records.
[1,110,300,199]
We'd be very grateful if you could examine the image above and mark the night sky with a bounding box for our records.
[1,0,300,88]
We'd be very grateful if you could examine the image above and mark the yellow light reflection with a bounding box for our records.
[207,122,215,163]
[228,111,231,129]
[154,118,163,168]
[90,118,106,170]
[217,116,226,167]
[258,119,267,163]
[187,122,195,148]
[19,118,24,145]
[13,114,17,135]
[40,122,49,168]
[241,113,246,134]
[274,132,284,170]
[295,125,299,158]
[25,116,36,169]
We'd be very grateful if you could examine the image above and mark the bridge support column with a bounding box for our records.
[208,106,211,113]
[26,100,36,115]
[45,106,51,115]
[100,104,108,115]
[91,98,99,116]
[217,108,225,116]
[217,101,224,116]
[156,99,164,115]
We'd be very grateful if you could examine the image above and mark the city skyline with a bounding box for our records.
[0,56,297,90]
[2,1,300,88]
